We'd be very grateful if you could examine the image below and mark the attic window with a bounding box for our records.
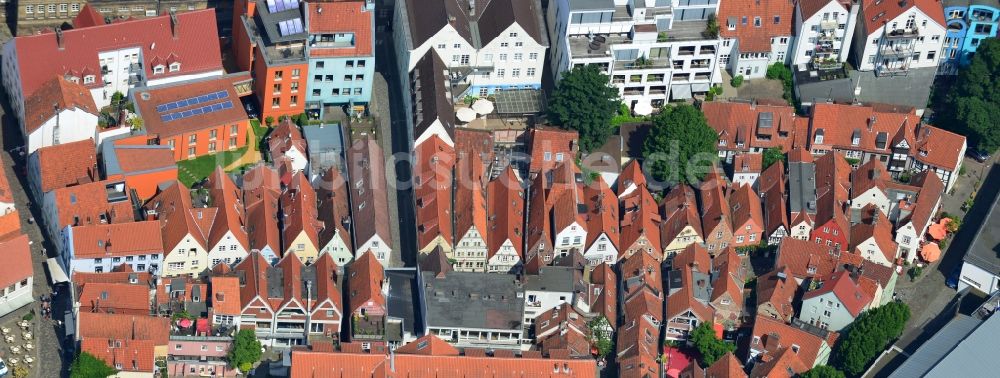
[154,65,165,74]
[83,75,95,84]
[791,344,800,353]
[68,76,80,84]
[169,62,181,72]
[754,17,761,27]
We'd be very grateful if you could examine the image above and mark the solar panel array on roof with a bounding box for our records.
[160,100,234,122]
[267,0,299,13]
[155,91,230,113]
[278,18,304,37]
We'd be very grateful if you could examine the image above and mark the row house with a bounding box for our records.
[718,0,796,79]
[20,76,99,155]
[572,262,617,335]
[27,138,97,210]
[659,184,704,259]
[790,0,861,68]
[664,246,716,341]
[774,237,864,283]
[807,103,966,191]
[315,167,354,266]
[233,0,309,120]
[939,0,1000,75]
[788,149,818,240]
[414,135,456,255]
[131,72,253,161]
[528,127,579,178]
[393,0,547,101]
[232,251,343,348]
[850,0,946,76]
[702,100,806,163]
[76,312,171,377]
[346,137,393,265]
[699,168,733,254]
[849,205,899,267]
[548,162,588,259]
[410,50,457,149]
[525,169,553,270]
[534,303,592,358]
[619,184,662,261]
[811,152,852,252]
[681,353,747,377]
[748,315,834,369]
[799,270,873,331]
[61,221,164,276]
[303,0,376,118]
[145,181,211,277]
[710,248,747,329]
[731,154,762,188]
[453,150,490,272]
[547,0,723,109]
[749,345,809,377]
[891,170,944,263]
[524,266,577,330]
[280,172,323,264]
[618,249,664,377]
[421,270,526,351]
[487,167,525,274]
[0,235,34,319]
[730,183,765,248]
[850,159,892,215]
[205,167,250,267]
[77,279,153,315]
[756,266,798,323]
[347,251,387,342]
[100,138,178,201]
[244,171,282,265]
[269,119,309,175]
[44,179,136,256]
[583,177,620,265]
[1,8,224,142]
[760,161,789,245]
[616,160,645,199]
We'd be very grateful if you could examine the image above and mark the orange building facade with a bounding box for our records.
[253,58,309,121]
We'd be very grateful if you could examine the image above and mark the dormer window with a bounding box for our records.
[169,62,180,72]
[68,76,80,84]
[153,65,165,74]
[83,75,95,84]
[814,129,825,144]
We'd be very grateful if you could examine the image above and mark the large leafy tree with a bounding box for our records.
[547,65,620,152]
[642,104,718,185]
[833,301,911,376]
[762,147,784,169]
[229,329,263,372]
[801,365,846,378]
[950,38,1000,152]
[70,352,117,378]
[689,322,735,366]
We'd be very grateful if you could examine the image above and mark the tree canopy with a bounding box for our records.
[762,147,784,169]
[949,38,1000,152]
[801,365,846,378]
[642,104,718,185]
[229,329,263,371]
[547,65,621,152]
[689,322,735,366]
[70,352,117,378]
[833,301,911,376]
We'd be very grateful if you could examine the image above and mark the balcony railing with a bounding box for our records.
[885,27,919,38]
[820,20,838,31]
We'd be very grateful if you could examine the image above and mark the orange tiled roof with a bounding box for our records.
[77,312,169,344]
[393,334,459,356]
[861,0,945,35]
[304,1,373,58]
[734,153,763,174]
[750,315,829,367]
[487,167,524,258]
[414,135,455,249]
[24,76,99,134]
[0,211,23,242]
[803,270,872,317]
[708,352,747,378]
[205,167,249,250]
[756,266,798,321]
[78,282,150,313]
[702,101,803,153]
[454,149,488,244]
[0,234,32,290]
[268,119,307,160]
[850,213,898,264]
[80,337,156,372]
[348,251,385,314]
[70,221,163,259]
[34,138,96,193]
[775,237,848,279]
[617,159,646,196]
[621,249,663,298]
[719,0,795,52]
[749,346,808,378]
[246,190,280,253]
[700,168,732,239]
[0,165,12,204]
[316,167,352,253]
[528,126,578,175]
[620,185,662,257]
[730,183,764,233]
[210,276,241,316]
[659,184,703,248]
[761,162,788,237]
[673,244,712,272]
[145,180,209,254]
[133,72,251,139]
[279,172,321,254]
[242,163,282,207]
[584,177,619,250]
[52,180,134,230]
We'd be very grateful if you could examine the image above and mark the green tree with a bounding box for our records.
[547,65,620,152]
[801,365,846,378]
[949,38,1000,152]
[834,301,911,376]
[588,316,614,358]
[762,147,784,169]
[70,352,118,378]
[642,104,717,184]
[229,329,263,371]
[264,116,275,126]
[689,322,735,366]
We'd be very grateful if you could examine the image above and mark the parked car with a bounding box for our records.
[946,264,962,289]
[967,148,990,163]
[0,357,8,376]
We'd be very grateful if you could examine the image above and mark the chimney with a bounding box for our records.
[868,115,876,131]
[170,12,179,39]
[55,28,64,49]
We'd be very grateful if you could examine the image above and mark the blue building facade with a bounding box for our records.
[941,0,1000,74]
[303,1,376,118]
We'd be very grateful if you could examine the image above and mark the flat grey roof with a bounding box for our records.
[386,268,422,339]
[963,185,1000,274]
[301,123,345,172]
[788,161,817,214]
[100,138,174,177]
[524,267,576,293]
[422,271,524,331]
[891,313,1000,377]
[568,0,615,11]
[494,89,544,115]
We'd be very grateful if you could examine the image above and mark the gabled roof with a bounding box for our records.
[242,163,282,207]
[206,167,249,250]
[749,346,808,378]
[145,181,207,253]
[394,333,459,356]
[707,352,748,378]
[660,184,703,247]
[861,0,946,34]
[245,190,280,253]
[34,138,96,193]
[702,101,804,153]
[734,154,763,175]
[51,180,134,230]
[348,251,385,314]
[803,270,872,317]
[72,4,106,28]
[591,263,618,322]
[534,303,591,357]
[583,177,619,249]
[798,0,851,21]
[346,137,391,248]
[528,127,578,175]
[711,249,745,309]
[0,235,32,290]
[77,312,169,345]
[70,221,163,259]
[24,76,99,134]
[80,337,156,373]
[730,183,764,230]
[673,244,712,273]
[232,252,273,311]
[315,167,352,253]
[411,50,454,146]
[617,311,661,377]
[454,148,488,242]
[280,172,321,253]
[620,185,662,256]
[750,315,831,367]
[666,267,715,321]
[11,9,222,98]
[719,0,795,52]
[850,214,898,263]
[901,170,944,232]
[477,0,545,46]
[775,237,853,279]
[756,266,798,320]
[617,159,646,197]
[762,162,789,236]
[78,282,150,313]
[304,1,373,58]
[268,119,307,159]
[700,168,732,235]
[209,276,242,317]
[487,166,524,257]
[404,0,472,47]
[621,249,663,299]
[525,170,551,259]
[852,159,889,199]
[414,135,455,249]
[911,123,967,170]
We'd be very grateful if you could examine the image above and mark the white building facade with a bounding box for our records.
[790,0,860,67]
[851,1,946,76]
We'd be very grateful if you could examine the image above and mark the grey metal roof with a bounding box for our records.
[386,268,422,339]
[963,186,1000,274]
[99,138,174,177]
[301,123,345,173]
[255,0,307,45]
[524,266,576,293]
[568,0,615,11]
[788,161,817,214]
[889,314,995,378]
[422,271,524,331]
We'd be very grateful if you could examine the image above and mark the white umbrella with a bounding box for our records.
[472,98,495,115]
[633,101,653,116]
[456,107,477,123]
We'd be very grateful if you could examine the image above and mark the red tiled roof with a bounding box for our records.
[414,135,455,249]
[734,153,763,174]
[660,184,703,248]
[673,244,712,273]
[749,346,808,378]
[861,0,945,35]
[23,76,98,134]
[761,161,788,237]
[850,214,898,264]
[487,166,524,259]
[617,159,646,196]
[134,72,251,139]
[78,282,150,313]
[72,4,106,28]
[911,123,966,170]
[110,144,176,174]
[617,315,661,377]
[775,237,849,279]
[77,312,169,344]
[279,172,321,254]
[756,266,798,321]
[708,352,747,378]
[621,249,664,299]
[51,180,134,230]
[12,9,222,98]
[210,276,241,316]
[268,119,307,160]
[289,345,597,377]
[316,167,352,253]
[205,167,249,251]
[348,251,385,314]
[305,1,373,58]
[666,267,715,321]
[803,270,872,317]
[529,127,578,175]
[0,163,12,204]
[702,101,804,154]
[730,183,764,233]
[73,269,153,286]
[242,164,282,207]
[750,315,829,367]
[711,249,745,308]
[346,137,392,250]
[70,221,163,259]
[145,181,208,253]
[0,235,32,290]
[901,170,944,232]
[584,177,619,249]
[454,150,488,245]
[34,138,96,193]
[700,168,732,240]
[719,0,795,52]
[620,185,662,258]
[80,337,156,372]
[0,211,23,242]
[394,334,459,356]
